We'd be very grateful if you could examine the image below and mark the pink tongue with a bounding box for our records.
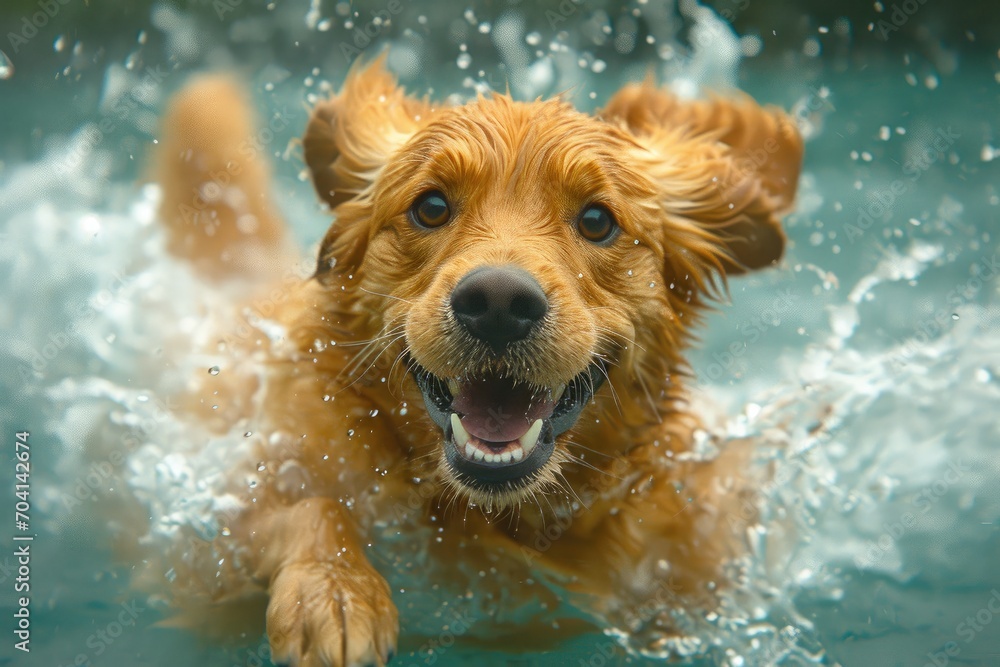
[451,376,555,443]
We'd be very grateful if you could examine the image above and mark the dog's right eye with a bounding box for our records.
[410,191,451,229]
[576,204,618,244]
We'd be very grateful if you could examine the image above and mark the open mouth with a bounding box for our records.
[412,361,606,490]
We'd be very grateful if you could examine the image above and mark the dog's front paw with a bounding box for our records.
[267,559,398,667]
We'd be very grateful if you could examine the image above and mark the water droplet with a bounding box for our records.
[526,31,541,46]
[456,53,472,69]
[208,366,220,375]
[370,409,379,417]
[951,313,959,320]
[257,462,266,471]
[245,431,253,437]
[347,429,355,437]
[165,568,176,582]
[0,50,14,80]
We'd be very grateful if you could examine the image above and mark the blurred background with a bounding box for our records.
[1,1,999,666]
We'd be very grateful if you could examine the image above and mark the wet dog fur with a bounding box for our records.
[149,57,802,666]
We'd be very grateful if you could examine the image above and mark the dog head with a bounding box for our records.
[304,58,801,508]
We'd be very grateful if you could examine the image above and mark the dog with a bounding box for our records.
[150,56,802,666]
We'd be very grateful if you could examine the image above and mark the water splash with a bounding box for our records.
[0,49,14,80]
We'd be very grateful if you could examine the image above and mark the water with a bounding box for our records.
[1,1,998,665]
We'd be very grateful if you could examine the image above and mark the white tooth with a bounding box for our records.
[511,447,524,461]
[485,453,495,463]
[447,379,460,396]
[465,443,476,459]
[552,384,566,402]
[473,448,485,461]
[519,419,543,456]
[500,450,512,463]
[451,413,470,447]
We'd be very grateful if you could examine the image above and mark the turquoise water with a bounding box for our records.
[1,1,999,666]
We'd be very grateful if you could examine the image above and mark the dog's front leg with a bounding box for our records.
[248,497,398,667]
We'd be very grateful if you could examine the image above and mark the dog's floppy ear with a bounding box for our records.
[304,55,430,209]
[601,85,802,276]
[303,56,431,274]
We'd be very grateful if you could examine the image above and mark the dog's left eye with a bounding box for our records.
[411,191,451,229]
[576,204,618,243]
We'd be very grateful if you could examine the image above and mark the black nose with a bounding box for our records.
[450,266,548,352]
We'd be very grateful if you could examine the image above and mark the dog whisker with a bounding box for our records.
[339,317,405,365]
[337,334,407,393]
[333,325,406,348]
[562,439,617,461]
[562,450,620,480]
[594,325,647,355]
[359,287,414,305]
[589,354,624,416]
[385,344,413,399]
[552,469,587,511]
[337,323,406,378]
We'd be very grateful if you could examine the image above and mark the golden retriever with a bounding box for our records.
[150,56,802,666]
